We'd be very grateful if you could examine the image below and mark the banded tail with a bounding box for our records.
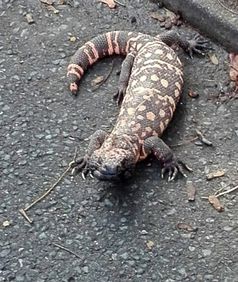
[67,31,141,94]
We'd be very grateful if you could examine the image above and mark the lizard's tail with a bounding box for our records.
[67,31,138,94]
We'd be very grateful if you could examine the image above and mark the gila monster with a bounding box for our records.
[67,30,208,181]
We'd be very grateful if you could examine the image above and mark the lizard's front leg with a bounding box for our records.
[144,136,190,181]
[71,129,107,178]
[114,51,136,105]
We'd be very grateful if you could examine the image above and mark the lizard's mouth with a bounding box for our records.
[92,169,120,181]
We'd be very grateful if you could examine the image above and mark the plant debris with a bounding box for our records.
[19,148,78,224]
[40,0,59,14]
[40,0,53,4]
[206,170,225,180]
[150,10,182,29]
[208,53,219,65]
[91,75,105,87]
[177,223,197,232]
[195,129,212,146]
[208,195,224,212]
[46,5,59,13]
[25,13,35,24]
[186,181,196,201]
[146,240,155,250]
[202,184,238,212]
[69,36,76,42]
[99,0,116,9]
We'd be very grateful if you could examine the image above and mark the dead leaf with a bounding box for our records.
[229,53,238,86]
[91,76,104,86]
[150,12,165,22]
[186,181,196,201]
[206,170,225,180]
[46,5,59,14]
[25,13,35,24]
[146,240,154,250]
[2,220,11,227]
[177,223,197,232]
[208,53,219,65]
[40,0,54,4]
[208,195,224,212]
[188,89,199,98]
[69,36,76,42]
[99,0,116,9]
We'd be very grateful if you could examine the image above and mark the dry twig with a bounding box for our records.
[171,136,198,147]
[19,148,78,223]
[217,0,238,15]
[52,242,81,259]
[92,60,115,91]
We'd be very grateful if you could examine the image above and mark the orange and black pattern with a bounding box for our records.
[67,31,148,94]
[67,30,184,162]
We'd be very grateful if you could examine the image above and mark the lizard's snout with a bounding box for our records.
[101,164,119,175]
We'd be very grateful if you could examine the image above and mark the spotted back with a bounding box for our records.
[113,38,183,140]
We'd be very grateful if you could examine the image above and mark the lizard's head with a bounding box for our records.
[88,135,138,181]
[88,148,136,181]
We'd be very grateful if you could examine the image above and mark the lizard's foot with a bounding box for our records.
[161,158,191,182]
[71,156,89,179]
[187,35,212,58]
[113,86,125,106]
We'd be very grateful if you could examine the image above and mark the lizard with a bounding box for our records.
[67,30,208,181]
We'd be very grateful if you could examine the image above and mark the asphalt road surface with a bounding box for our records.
[0,1,238,281]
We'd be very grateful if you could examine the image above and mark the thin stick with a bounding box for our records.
[52,242,81,259]
[19,148,78,223]
[171,136,198,147]
[19,208,33,224]
[216,185,238,198]
[92,60,115,91]
[217,0,238,15]
[114,0,126,7]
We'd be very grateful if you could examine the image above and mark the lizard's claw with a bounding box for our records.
[161,159,191,181]
[71,156,88,179]
[187,35,213,58]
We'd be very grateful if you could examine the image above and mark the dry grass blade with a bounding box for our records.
[19,148,78,223]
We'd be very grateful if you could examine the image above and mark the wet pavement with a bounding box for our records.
[0,1,238,281]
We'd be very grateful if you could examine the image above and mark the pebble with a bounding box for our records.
[120,252,129,260]
[0,249,11,257]
[202,249,212,257]
[82,266,89,273]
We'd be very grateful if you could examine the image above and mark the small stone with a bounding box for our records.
[141,230,148,235]
[0,249,11,257]
[25,13,35,24]
[202,249,212,257]
[136,268,145,274]
[188,246,195,252]
[223,226,233,231]
[120,252,129,260]
[3,105,10,111]
[103,198,113,207]
[82,266,89,273]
